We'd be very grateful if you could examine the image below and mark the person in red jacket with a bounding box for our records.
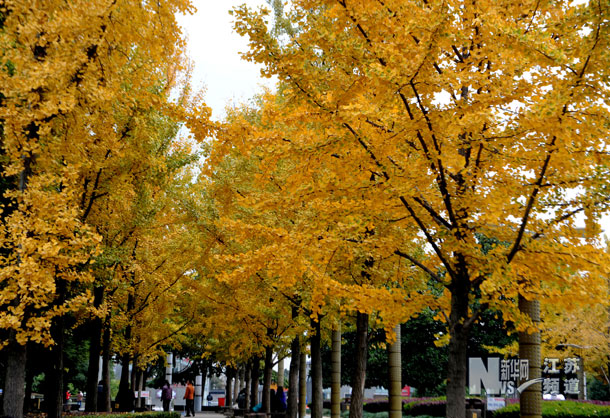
[184,380,195,417]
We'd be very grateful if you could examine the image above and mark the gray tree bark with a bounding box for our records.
[250,357,260,410]
[287,331,300,418]
[3,338,27,418]
[225,367,234,408]
[101,322,112,412]
[24,351,34,413]
[310,319,323,418]
[244,361,251,410]
[348,313,368,418]
[278,358,285,388]
[446,275,470,418]
[85,286,103,411]
[46,316,65,418]
[233,366,240,403]
[388,324,401,418]
[331,326,341,418]
[263,346,273,414]
[519,296,541,418]
[298,352,307,418]
[136,370,144,409]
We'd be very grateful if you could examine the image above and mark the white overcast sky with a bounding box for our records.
[177,1,275,121]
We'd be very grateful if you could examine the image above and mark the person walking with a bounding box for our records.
[77,391,84,409]
[237,388,246,409]
[274,387,286,412]
[161,380,172,412]
[184,380,195,417]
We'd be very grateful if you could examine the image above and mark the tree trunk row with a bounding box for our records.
[4,313,379,418]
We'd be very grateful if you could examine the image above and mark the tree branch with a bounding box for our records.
[394,249,442,283]
[399,196,456,278]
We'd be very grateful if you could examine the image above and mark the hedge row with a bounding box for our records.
[403,398,446,417]
[493,400,610,418]
[329,398,610,417]
[363,400,391,413]
[339,411,436,418]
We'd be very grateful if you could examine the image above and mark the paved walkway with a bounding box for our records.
[182,413,226,418]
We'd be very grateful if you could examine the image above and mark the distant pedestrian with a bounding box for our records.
[274,387,286,412]
[97,381,104,411]
[64,390,71,412]
[77,391,83,408]
[269,389,277,412]
[184,380,195,417]
[237,388,246,409]
[161,380,172,412]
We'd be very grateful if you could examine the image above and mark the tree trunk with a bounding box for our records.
[200,360,209,410]
[349,313,368,418]
[263,345,273,414]
[298,352,307,418]
[46,316,65,418]
[389,324,402,418]
[233,366,241,403]
[131,355,138,391]
[136,369,145,409]
[117,291,134,412]
[446,276,471,418]
[195,373,203,412]
[225,367,234,408]
[245,361,251,410]
[101,322,112,412]
[331,326,341,418]
[278,358,285,388]
[310,319,323,418]
[519,296,541,418]
[287,331,300,418]
[3,338,27,418]
[117,353,132,411]
[85,287,103,411]
[250,357,260,409]
[24,349,34,413]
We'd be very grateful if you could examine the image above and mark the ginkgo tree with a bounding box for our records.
[542,287,610,389]
[231,1,610,417]
[208,95,420,418]
[79,102,201,411]
[102,113,206,412]
[0,0,205,417]
[193,132,314,412]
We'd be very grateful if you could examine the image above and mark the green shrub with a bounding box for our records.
[402,414,438,418]
[589,379,610,401]
[339,411,390,418]
[337,405,436,418]
[403,399,445,417]
[492,400,610,418]
[363,400,390,413]
[363,413,391,418]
